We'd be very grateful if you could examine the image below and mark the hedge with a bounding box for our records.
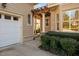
[45,31,79,41]
[41,35,50,51]
[60,38,77,55]
[40,31,79,56]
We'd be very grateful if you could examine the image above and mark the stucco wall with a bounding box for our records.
[62,3,79,11]
[0,3,34,41]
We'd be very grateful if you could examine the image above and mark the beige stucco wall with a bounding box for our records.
[62,3,79,11]
[0,3,34,41]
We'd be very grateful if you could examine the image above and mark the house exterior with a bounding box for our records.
[33,3,79,34]
[0,3,34,47]
[0,3,79,48]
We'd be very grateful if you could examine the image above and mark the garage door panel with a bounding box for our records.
[0,14,21,48]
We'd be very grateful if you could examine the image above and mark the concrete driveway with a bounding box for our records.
[0,38,55,56]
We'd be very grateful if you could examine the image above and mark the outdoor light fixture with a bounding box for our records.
[1,3,7,8]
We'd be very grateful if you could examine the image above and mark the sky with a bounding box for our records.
[34,3,47,9]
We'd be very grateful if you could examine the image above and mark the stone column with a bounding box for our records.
[33,17,36,34]
[50,11,56,31]
[42,13,45,33]
[59,4,63,31]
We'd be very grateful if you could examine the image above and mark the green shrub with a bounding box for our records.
[50,36,57,49]
[60,38,77,55]
[50,36,61,49]
[46,31,79,41]
[40,32,79,55]
[75,42,79,55]
[50,36,66,55]
[41,35,50,50]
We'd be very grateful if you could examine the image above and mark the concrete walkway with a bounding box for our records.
[0,38,56,56]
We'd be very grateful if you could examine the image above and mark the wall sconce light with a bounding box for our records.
[1,3,7,8]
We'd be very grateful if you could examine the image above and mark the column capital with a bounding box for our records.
[41,13,45,15]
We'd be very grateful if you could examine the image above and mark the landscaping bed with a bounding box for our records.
[40,31,79,56]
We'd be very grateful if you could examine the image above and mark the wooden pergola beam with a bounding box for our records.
[32,5,58,19]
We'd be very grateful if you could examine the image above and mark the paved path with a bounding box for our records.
[0,38,56,56]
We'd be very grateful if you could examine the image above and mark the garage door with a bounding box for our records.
[0,13,22,47]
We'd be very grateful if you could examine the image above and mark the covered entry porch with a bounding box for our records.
[32,4,63,35]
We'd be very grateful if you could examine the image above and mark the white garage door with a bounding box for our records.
[0,13,22,47]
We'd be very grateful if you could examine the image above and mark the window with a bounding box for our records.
[0,14,1,18]
[63,9,79,31]
[5,15,11,20]
[45,19,49,26]
[45,12,50,26]
[13,17,18,21]
[56,14,59,30]
[28,14,31,24]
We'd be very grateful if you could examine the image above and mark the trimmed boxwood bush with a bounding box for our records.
[50,36,65,55]
[50,36,58,50]
[75,42,79,55]
[41,35,50,50]
[40,31,79,56]
[45,31,79,41]
[60,38,77,55]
